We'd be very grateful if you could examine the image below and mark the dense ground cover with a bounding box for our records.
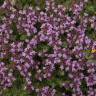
[0,0,96,96]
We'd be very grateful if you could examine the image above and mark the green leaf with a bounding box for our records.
[62,42,67,48]
[80,79,88,95]
[83,49,94,59]
[20,35,28,41]
[86,5,95,14]
[87,6,95,12]
[0,0,4,6]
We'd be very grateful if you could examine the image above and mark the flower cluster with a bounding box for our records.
[0,0,96,95]
[0,62,15,90]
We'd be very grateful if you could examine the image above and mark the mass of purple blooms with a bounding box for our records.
[0,0,96,96]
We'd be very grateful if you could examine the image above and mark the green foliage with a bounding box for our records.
[83,50,94,60]
[11,22,28,41]
[16,0,35,8]
[3,70,27,96]
[34,42,53,53]
[86,5,95,15]
[80,79,88,95]
[33,65,72,95]
[85,1,96,15]
[59,33,68,48]
[0,0,4,6]
[15,0,45,9]
[56,0,72,7]
[4,88,28,96]
[85,27,96,41]
[20,35,28,41]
